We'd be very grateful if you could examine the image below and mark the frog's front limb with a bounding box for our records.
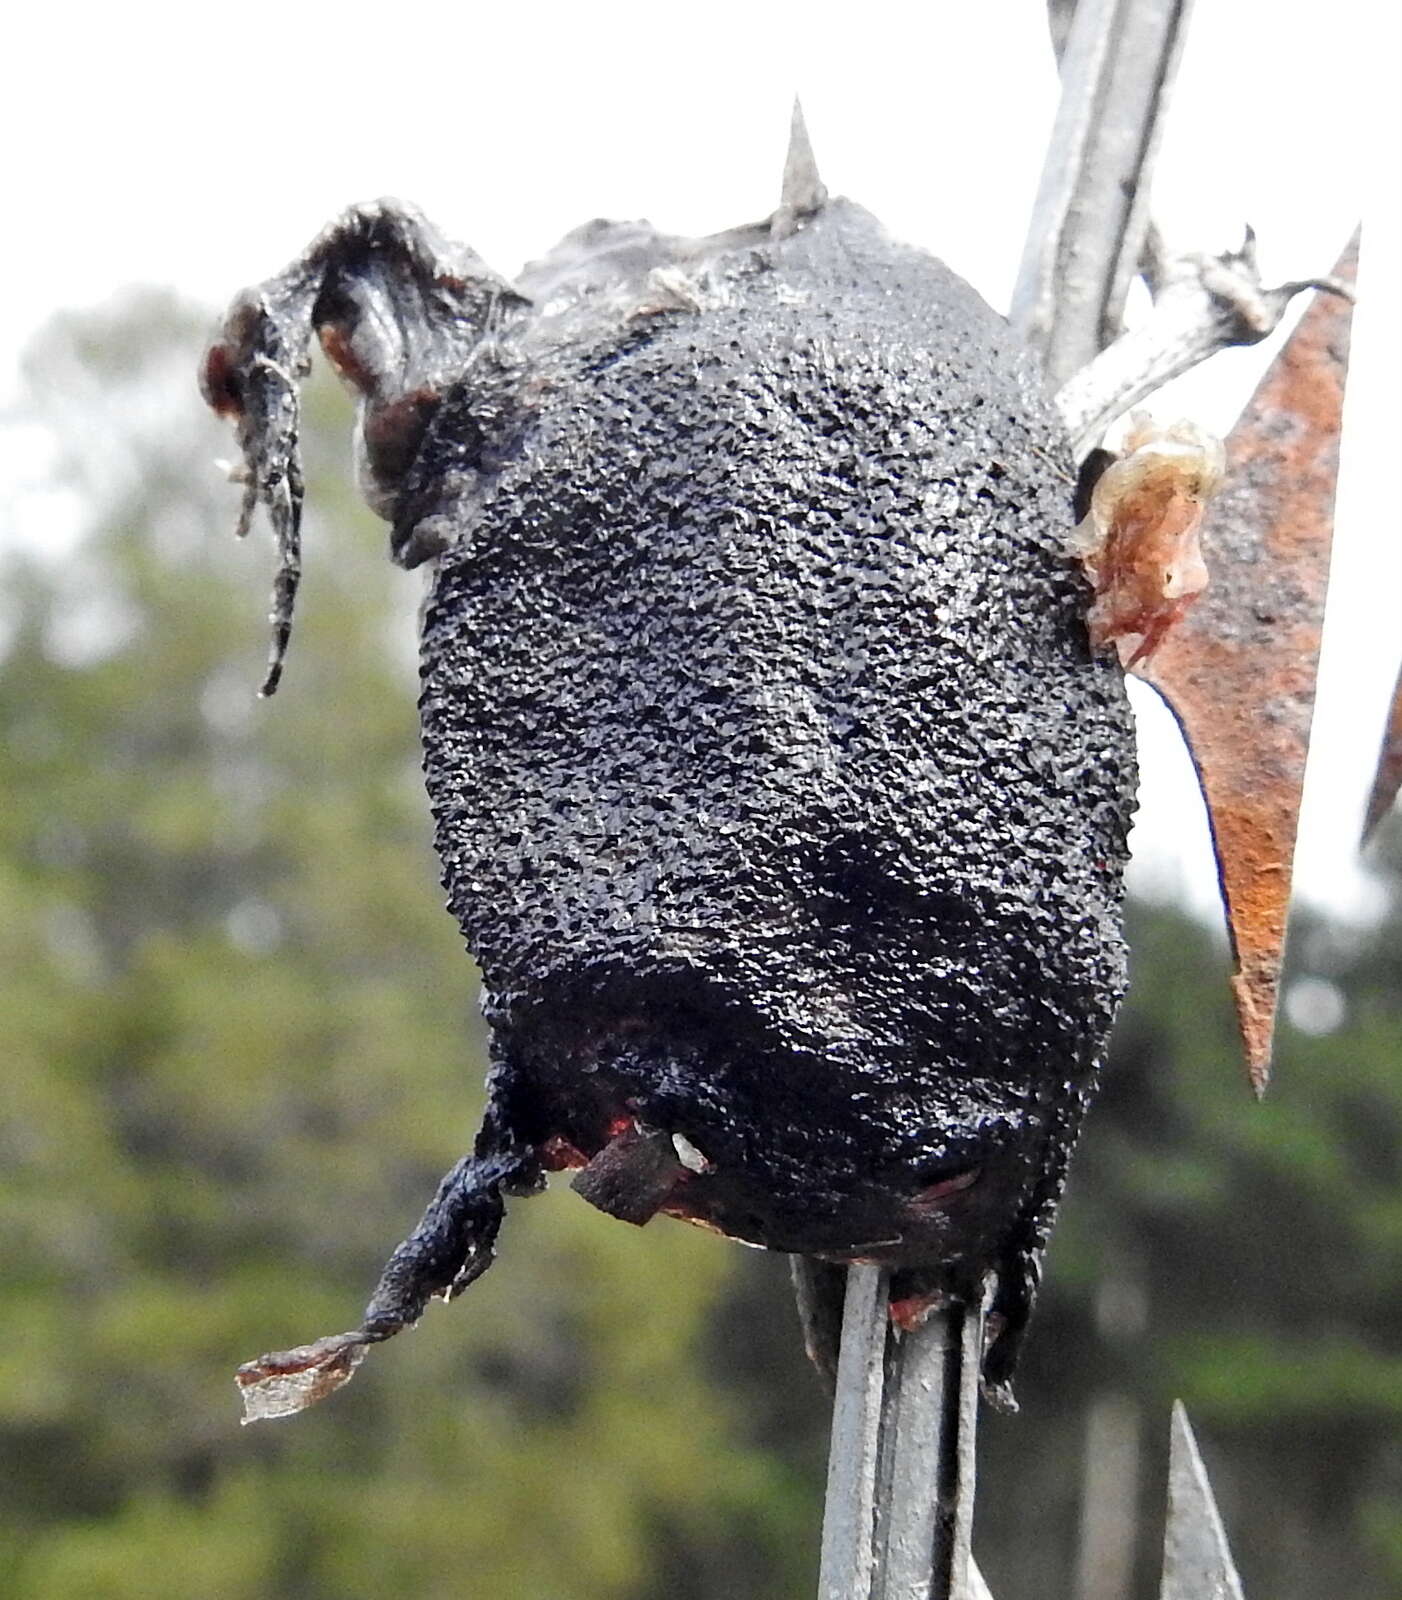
[1054,228,1352,461]
[200,200,526,694]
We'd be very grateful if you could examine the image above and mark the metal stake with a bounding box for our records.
[817,1267,985,1600]
[818,1266,888,1600]
[818,1,1347,1591]
[1159,1403,1246,1600]
[872,1298,981,1598]
[1010,0,1195,384]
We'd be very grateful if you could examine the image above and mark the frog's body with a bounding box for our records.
[206,169,1136,1416]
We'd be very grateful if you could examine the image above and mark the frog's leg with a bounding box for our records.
[790,1256,848,1386]
[1053,228,1350,460]
[200,200,527,693]
[977,1079,1096,1409]
[235,1070,544,1423]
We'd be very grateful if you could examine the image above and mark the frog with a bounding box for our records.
[202,114,1138,1420]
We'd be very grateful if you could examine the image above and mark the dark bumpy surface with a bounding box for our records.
[413,199,1136,1384]
[206,192,1136,1407]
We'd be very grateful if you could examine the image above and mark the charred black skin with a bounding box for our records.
[206,192,1136,1400]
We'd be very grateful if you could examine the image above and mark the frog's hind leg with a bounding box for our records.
[979,1081,1096,1409]
[789,1255,848,1387]
[235,1086,542,1423]
[200,200,528,694]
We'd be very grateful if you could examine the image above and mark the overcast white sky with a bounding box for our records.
[5,1,1399,924]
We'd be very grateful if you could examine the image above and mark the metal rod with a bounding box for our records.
[1010,0,1194,386]
[817,1267,985,1600]
[872,1299,981,1598]
[1029,2,1351,461]
[818,1265,889,1600]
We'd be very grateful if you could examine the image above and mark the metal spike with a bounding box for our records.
[1361,661,1402,845]
[817,1266,984,1600]
[966,1558,996,1600]
[1134,235,1358,1095]
[773,98,828,240]
[1159,1402,1246,1600]
[870,1297,980,1598]
[818,1265,887,1600]
[1010,0,1195,386]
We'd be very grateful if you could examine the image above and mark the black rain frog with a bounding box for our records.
[202,116,1136,1420]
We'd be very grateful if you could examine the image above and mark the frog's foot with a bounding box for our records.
[1055,227,1354,460]
[201,281,310,695]
[235,1139,540,1422]
[200,200,527,694]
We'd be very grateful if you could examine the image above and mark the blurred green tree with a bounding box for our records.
[975,870,1402,1600]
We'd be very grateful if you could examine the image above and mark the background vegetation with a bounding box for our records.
[2,297,1397,1599]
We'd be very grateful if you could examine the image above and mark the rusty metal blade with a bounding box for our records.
[1159,1402,1246,1600]
[1135,234,1357,1096]
[1361,660,1402,845]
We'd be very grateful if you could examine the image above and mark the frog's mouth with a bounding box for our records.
[667,1161,990,1268]
[524,1054,1027,1291]
[496,963,1051,1296]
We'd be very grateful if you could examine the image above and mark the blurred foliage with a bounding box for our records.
[978,876,1402,1600]
[2,297,1398,1599]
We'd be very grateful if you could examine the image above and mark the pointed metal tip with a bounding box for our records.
[1133,233,1356,1101]
[1229,972,1275,1100]
[773,98,827,239]
[1361,658,1402,848]
[1160,1403,1246,1600]
[1310,226,1362,298]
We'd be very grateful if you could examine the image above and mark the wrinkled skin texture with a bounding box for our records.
[206,193,1136,1416]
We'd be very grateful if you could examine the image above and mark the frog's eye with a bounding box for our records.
[356,388,444,522]
[199,340,243,420]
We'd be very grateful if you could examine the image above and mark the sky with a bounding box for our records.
[4,0,1399,924]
